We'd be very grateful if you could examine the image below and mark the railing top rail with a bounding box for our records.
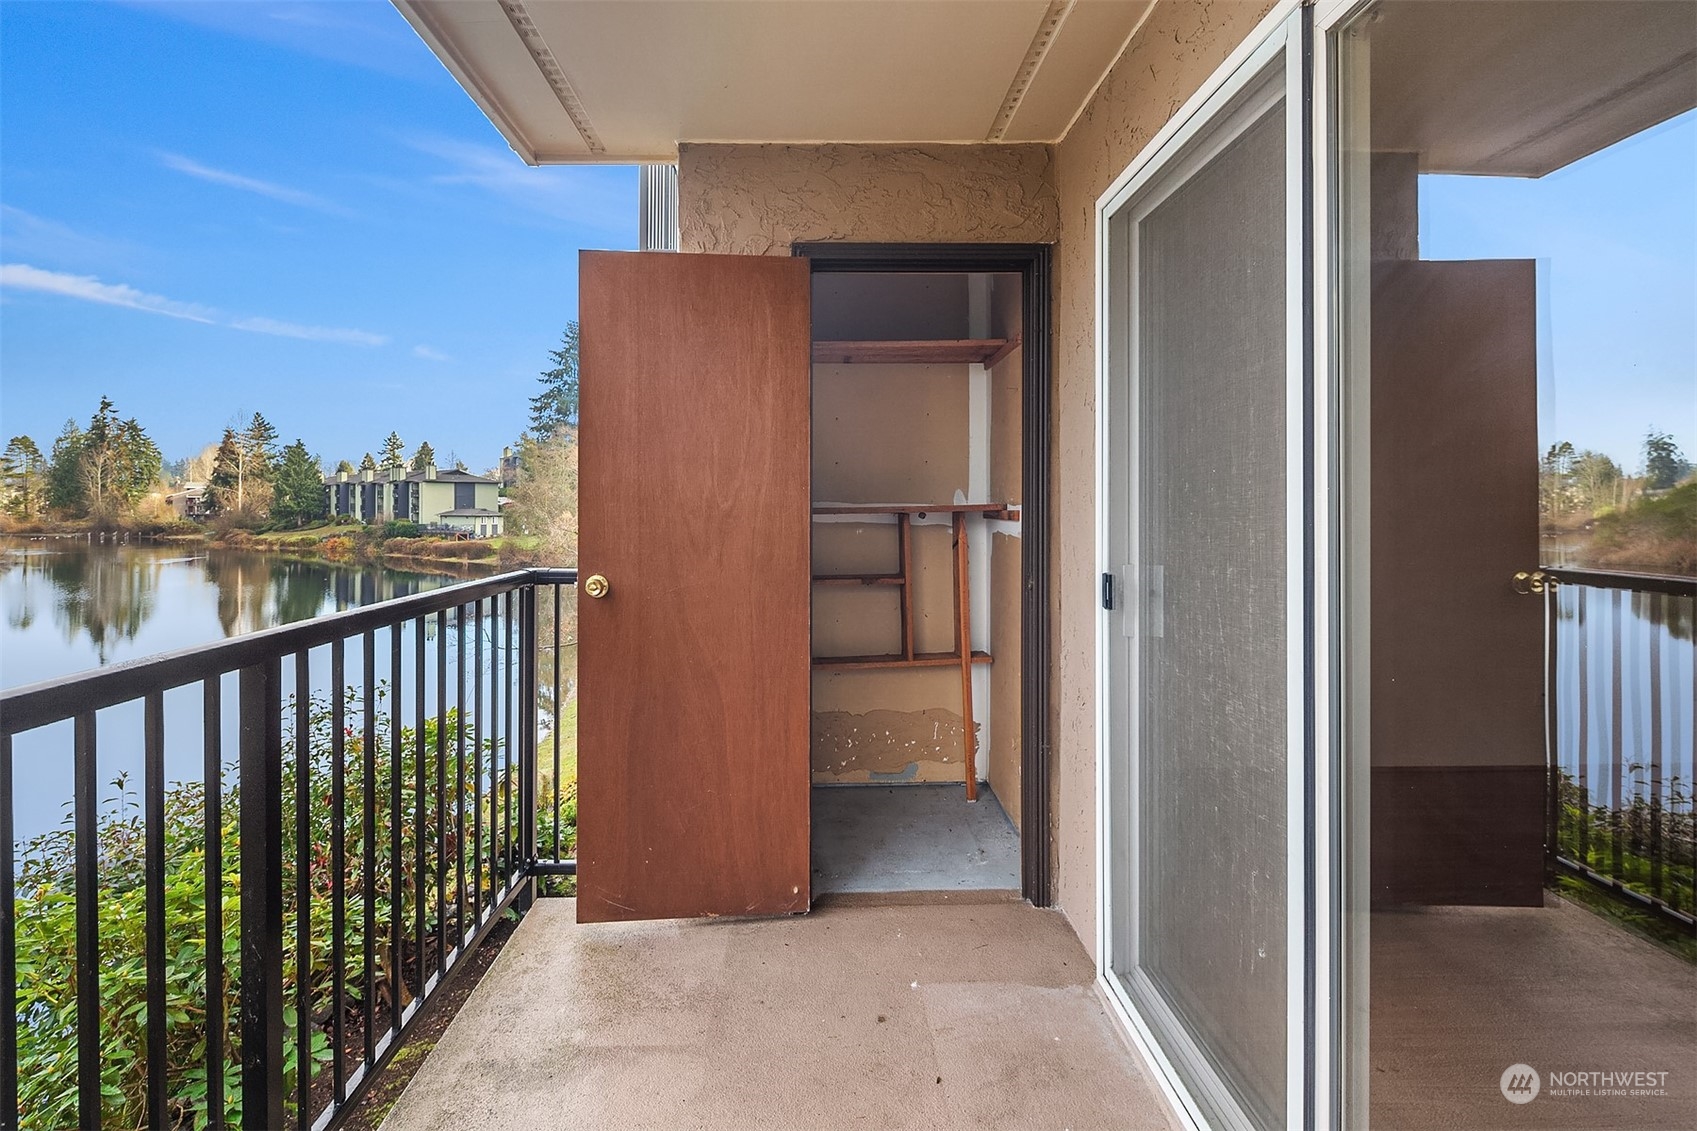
[0,566,577,737]
[1542,566,1696,596]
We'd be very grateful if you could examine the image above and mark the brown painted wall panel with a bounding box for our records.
[1371,767,1546,907]
[576,250,812,923]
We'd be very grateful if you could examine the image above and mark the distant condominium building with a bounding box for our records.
[323,465,505,538]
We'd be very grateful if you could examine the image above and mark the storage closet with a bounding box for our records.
[809,271,1024,893]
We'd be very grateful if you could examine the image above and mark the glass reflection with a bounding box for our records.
[1337,3,1696,1127]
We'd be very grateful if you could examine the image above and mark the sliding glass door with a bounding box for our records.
[1102,23,1301,1131]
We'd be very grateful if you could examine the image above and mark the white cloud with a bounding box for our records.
[405,135,632,233]
[158,152,347,215]
[412,344,451,362]
[1,263,387,346]
[0,263,214,323]
[0,206,140,271]
[230,317,389,347]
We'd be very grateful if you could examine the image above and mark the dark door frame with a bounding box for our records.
[793,242,1053,907]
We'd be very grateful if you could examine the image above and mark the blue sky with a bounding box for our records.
[1,3,1691,477]
[1,0,635,473]
[1421,110,1697,471]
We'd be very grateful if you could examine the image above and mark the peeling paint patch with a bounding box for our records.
[810,707,981,783]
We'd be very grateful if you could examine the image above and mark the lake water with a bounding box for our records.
[1,537,482,842]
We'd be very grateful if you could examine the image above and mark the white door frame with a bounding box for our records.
[1092,1,1328,1127]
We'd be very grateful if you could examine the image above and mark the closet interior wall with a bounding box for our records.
[809,271,1023,816]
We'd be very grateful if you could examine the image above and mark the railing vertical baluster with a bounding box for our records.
[1610,588,1625,884]
[498,594,508,889]
[362,629,378,1068]
[1649,591,1664,901]
[473,600,485,921]
[388,624,404,1040]
[291,651,312,1126]
[552,582,562,862]
[239,660,285,1131]
[144,692,167,1130]
[330,639,347,1104]
[74,711,101,1130]
[1,733,17,1129]
[1577,589,1590,868]
[455,607,467,949]
[435,610,448,977]
[1544,587,1560,884]
[203,677,225,1130]
[504,591,514,886]
[0,571,581,1131]
[519,584,537,904]
[413,618,427,997]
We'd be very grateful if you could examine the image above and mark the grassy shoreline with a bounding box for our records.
[1,519,546,578]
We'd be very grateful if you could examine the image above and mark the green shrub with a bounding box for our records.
[12,688,573,1128]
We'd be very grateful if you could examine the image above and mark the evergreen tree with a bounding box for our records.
[245,413,280,482]
[205,429,244,516]
[380,432,406,469]
[411,441,436,471]
[1643,430,1688,491]
[46,419,85,515]
[112,418,162,509]
[76,396,124,516]
[359,452,378,473]
[1540,441,1578,518]
[272,440,327,527]
[529,323,580,440]
[336,459,356,475]
[1,435,46,521]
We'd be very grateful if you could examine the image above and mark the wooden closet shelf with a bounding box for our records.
[811,573,906,586]
[813,502,1019,518]
[812,650,993,672]
[812,337,1017,365]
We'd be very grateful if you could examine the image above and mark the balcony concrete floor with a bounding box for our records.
[378,896,1180,1131]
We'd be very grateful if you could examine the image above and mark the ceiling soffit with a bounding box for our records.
[394,0,1156,164]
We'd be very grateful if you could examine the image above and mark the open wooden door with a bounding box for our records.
[576,251,812,923]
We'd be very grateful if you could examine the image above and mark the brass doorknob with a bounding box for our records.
[1511,570,1559,595]
[583,574,611,599]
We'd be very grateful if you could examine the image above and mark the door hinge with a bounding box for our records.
[1102,572,1115,611]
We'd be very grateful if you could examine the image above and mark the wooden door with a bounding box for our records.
[1369,258,1545,906]
[576,251,812,922]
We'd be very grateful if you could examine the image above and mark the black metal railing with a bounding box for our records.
[1,567,577,1130]
[1544,567,1696,930]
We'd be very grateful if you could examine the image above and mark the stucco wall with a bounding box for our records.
[678,143,1059,254]
[672,0,1275,960]
[1049,0,1278,960]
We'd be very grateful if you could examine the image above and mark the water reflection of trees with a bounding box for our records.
[2,542,461,663]
[1,544,161,663]
[204,552,450,637]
